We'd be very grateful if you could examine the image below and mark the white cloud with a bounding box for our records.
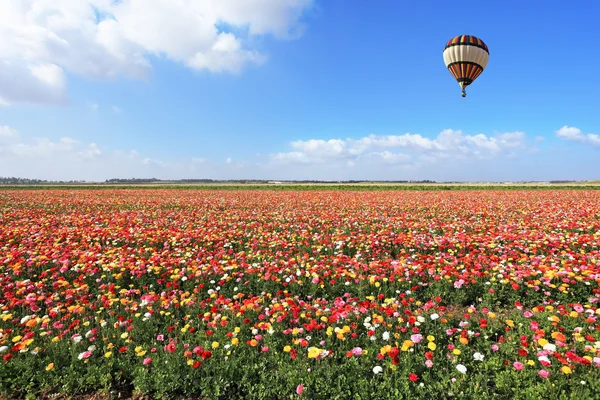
[0,0,314,105]
[0,125,20,142]
[1,125,540,182]
[0,60,68,105]
[0,124,214,181]
[111,105,122,114]
[556,125,600,146]
[272,129,527,166]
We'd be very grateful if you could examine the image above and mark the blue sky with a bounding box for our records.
[1,0,599,181]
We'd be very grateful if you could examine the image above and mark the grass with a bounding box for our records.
[1,182,600,191]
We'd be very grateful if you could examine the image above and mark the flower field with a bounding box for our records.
[1,189,599,399]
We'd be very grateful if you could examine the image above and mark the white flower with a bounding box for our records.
[382,331,390,341]
[473,352,484,361]
[543,343,557,352]
[430,313,440,320]
[0,346,9,353]
[373,366,383,374]
[456,364,467,374]
[20,315,32,324]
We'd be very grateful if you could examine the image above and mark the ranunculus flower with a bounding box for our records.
[513,362,524,371]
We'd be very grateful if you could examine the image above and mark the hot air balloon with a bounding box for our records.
[443,35,489,97]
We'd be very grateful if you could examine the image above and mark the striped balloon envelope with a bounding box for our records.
[443,35,489,97]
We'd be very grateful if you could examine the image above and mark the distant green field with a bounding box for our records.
[1,183,600,191]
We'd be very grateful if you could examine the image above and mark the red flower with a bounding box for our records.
[518,348,528,357]
[409,373,419,382]
[164,343,176,353]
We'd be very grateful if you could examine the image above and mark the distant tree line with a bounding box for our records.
[0,177,87,184]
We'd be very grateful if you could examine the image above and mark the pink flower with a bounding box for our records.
[351,347,363,356]
[538,369,549,378]
[156,334,164,341]
[523,311,533,318]
[513,362,524,371]
[164,343,176,353]
[143,357,152,365]
[296,384,304,395]
[311,277,319,284]
[410,334,423,344]
[491,344,499,352]
[261,346,269,352]
[425,360,433,368]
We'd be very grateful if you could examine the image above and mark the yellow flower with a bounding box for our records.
[505,320,515,328]
[120,332,129,339]
[426,335,435,342]
[307,347,321,359]
[569,311,578,318]
[427,342,437,351]
[12,336,22,343]
[527,360,535,366]
[488,312,497,319]
[561,366,572,374]
[45,363,54,371]
[104,352,113,358]
[452,349,461,355]
[231,338,239,346]
[234,327,241,334]
[283,345,291,352]
[187,359,194,366]
[538,338,549,347]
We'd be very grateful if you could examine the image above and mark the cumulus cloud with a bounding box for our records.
[1,124,538,182]
[271,129,527,166]
[0,125,20,142]
[556,125,600,146]
[0,0,314,104]
[0,125,216,181]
